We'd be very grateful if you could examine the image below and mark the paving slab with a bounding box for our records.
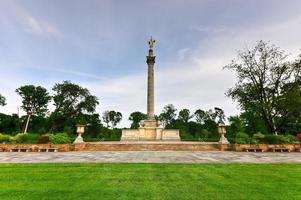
[0,151,301,163]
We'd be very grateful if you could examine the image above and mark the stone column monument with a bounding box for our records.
[121,37,180,141]
[147,37,156,120]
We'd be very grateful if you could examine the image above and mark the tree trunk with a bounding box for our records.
[24,114,31,133]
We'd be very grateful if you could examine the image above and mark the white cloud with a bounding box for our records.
[23,16,59,36]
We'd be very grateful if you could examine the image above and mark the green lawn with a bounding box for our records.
[0,163,300,200]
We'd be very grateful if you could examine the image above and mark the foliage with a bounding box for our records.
[16,85,51,116]
[83,114,102,138]
[178,109,194,123]
[102,110,122,129]
[0,113,21,134]
[227,116,245,140]
[11,133,39,144]
[16,85,51,133]
[49,133,72,144]
[235,132,250,144]
[262,135,281,144]
[50,81,99,133]
[0,94,6,106]
[38,134,50,144]
[0,134,10,143]
[279,134,297,144]
[225,40,301,134]
[194,109,207,124]
[52,81,99,117]
[97,128,122,141]
[159,104,177,127]
[129,111,147,129]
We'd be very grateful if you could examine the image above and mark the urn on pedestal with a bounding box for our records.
[73,124,86,144]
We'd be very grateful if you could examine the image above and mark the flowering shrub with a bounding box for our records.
[296,133,301,142]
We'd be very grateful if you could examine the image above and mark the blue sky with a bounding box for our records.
[0,0,301,127]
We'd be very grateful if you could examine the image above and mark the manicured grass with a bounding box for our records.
[0,164,300,200]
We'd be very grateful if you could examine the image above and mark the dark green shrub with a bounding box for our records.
[279,135,297,144]
[252,132,265,143]
[235,132,250,144]
[49,133,72,144]
[11,133,39,144]
[262,135,281,144]
[38,134,50,144]
[0,134,10,143]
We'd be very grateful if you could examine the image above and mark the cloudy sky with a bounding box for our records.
[0,0,301,127]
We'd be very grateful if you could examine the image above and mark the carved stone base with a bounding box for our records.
[121,120,180,141]
[218,134,229,144]
[73,135,85,144]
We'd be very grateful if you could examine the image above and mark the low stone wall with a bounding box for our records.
[0,143,300,152]
[74,143,220,151]
[0,143,220,152]
[232,144,301,152]
[0,144,72,152]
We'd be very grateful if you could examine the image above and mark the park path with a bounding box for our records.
[0,151,301,163]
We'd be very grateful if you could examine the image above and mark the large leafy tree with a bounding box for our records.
[102,110,122,129]
[50,81,99,132]
[225,40,300,134]
[16,85,51,133]
[194,107,225,124]
[159,104,177,128]
[0,94,6,106]
[178,109,193,123]
[129,111,147,129]
[194,109,207,124]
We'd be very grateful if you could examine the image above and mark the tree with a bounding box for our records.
[129,111,147,128]
[225,40,300,134]
[178,109,193,123]
[50,81,99,132]
[214,107,225,123]
[159,104,177,128]
[102,110,122,129]
[0,94,6,106]
[16,85,51,133]
[102,111,110,128]
[194,109,207,124]
[195,108,225,124]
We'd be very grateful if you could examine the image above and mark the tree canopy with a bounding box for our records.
[159,104,177,127]
[129,111,147,129]
[102,110,122,129]
[178,109,194,123]
[225,40,301,134]
[0,94,6,106]
[52,81,99,117]
[16,85,51,116]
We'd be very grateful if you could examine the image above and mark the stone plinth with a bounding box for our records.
[73,135,85,144]
[121,120,180,141]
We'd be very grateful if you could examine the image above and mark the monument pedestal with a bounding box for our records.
[121,120,180,141]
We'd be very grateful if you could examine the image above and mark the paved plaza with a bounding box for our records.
[0,151,300,163]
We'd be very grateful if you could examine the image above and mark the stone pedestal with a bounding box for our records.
[218,134,229,144]
[121,120,180,141]
[73,135,85,144]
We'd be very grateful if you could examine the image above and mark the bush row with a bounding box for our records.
[0,133,73,144]
[235,132,298,144]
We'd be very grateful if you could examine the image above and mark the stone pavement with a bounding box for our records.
[0,151,301,163]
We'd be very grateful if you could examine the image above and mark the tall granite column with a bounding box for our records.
[146,40,156,120]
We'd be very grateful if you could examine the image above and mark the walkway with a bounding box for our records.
[0,151,301,163]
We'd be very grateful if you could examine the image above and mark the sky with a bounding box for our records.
[0,0,301,127]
